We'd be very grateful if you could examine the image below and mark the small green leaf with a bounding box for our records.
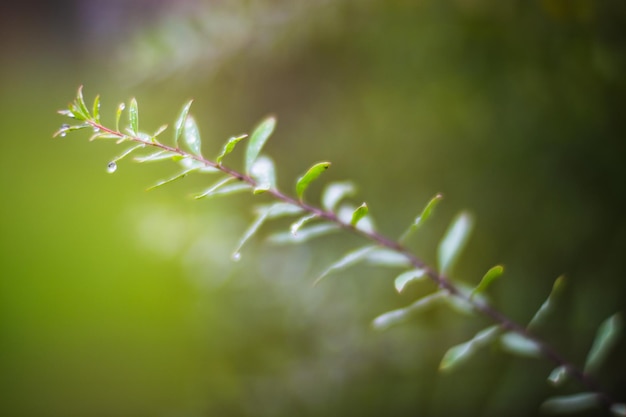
[92,94,101,123]
[260,202,304,219]
[183,115,202,156]
[232,206,274,260]
[152,124,168,140]
[195,182,250,199]
[394,269,427,293]
[338,204,375,233]
[75,85,90,118]
[611,403,626,416]
[53,123,89,138]
[115,102,125,132]
[400,193,443,242]
[194,177,235,199]
[584,313,622,374]
[174,100,193,148]
[250,155,276,194]
[68,103,87,121]
[500,332,542,358]
[372,292,445,330]
[216,134,248,165]
[350,203,368,226]
[178,156,219,174]
[128,98,139,134]
[111,144,145,163]
[364,248,411,268]
[541,393,602,414]
[322,181,356,212]
[439,325,501,372]
[146,169,196,191]
[314,245,377,285]
[269,224,339,245]
[527,275,566,330]
[296,162,331,200]
[245,116,276,174]
[290,214,318,236]
[437,212,474,275]
[135,150,175,163]
[471,265,504,300]
[547,365,569,387]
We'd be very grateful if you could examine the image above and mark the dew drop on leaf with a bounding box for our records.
[107,161,117,173]
[231,252,241,262]
[93,127,100,133]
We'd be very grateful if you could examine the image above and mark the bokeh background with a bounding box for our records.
[1,1,625,416]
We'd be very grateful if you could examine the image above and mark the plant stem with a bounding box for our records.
[86,119,616,409]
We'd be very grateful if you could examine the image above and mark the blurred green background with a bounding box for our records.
[1,1,625,416]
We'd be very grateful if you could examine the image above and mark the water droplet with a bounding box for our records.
[59,132,67,138]
[107,161,117,173]
[119,103,126,110]
[93,127,100,133]
[61,124,70,129]
[231,252,241,262]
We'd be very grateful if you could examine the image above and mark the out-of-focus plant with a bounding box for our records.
[55,87,625,416]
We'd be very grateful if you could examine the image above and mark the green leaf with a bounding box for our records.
[260,202,304,220]
[314,245,377,285]
[178,156,219,174]
[134,150,175,163]
[439,325,501,372]
[174,100,193,148]
[245,116,276,174]
[611,403,626,417]
[216,134,248,165]
[194,177,235,199]
[350,203,368,226]
[183,115,202,156]
[322,181,356,212]
[547,365,569,387]
[152,124,168,140]
[231,206,274,260]
[195,182,250,199]
[111,144,145,163]
[296,162,331,200]
[53,123,89,138]
[441,282,483,315]
[338,204,375,233]
[400,193,443,242]
[437,212,474,275]
[500,332,542,358]
[471,265,504,300]
[269,224,339,245]
[68,103,87,121]
[290,214,318,236]
[92,94,101,123]
[75,85,90,119]
[372,292,445,330]
[527,275,566,330]
[115,102,125,132]
[146,169,196,191]
[394,269,427,293]
[584,313,622,374]
[541,393,602,414]
[250,155,276,194]
[364,248,411,268]
[128,98,139,134]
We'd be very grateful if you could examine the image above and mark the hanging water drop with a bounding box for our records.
[93,126,100,133]
[59,124,70,137]
[107,161,117,173]
[231,252,241,262]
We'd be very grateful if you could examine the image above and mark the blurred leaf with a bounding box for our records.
[196,182,250,199]
[245,116,276,174]
[364,248,411,268]
[541,393,602,414]
[547,365,569,387]
[290,214,318,236]
[322,181,356,212]
[115,102,125,132]
[527,275,567,330]
[372,292,445,330]
[314,245,377,285]
[261,202,305,219]
[394,269,427,293]
[152,124,168,140]
[441,282,484,315]
[112,144,145,163]
[216,134,248,165]
[146,169,196,191]
[471,265,504,300]
[194,176,235,199]
[296,162,331,201]
[439,325,500,372]
[178,156,219,173]
[183,115,202,156]
[129,98,139,134]
[438,212,474,276]
[92,94,101,123]
[269,223,339,245]
[584,313,622,374]
[500,332,542,358]
[350,203,368,226]
[231,205,273,261]
[135,150,175,163]
[400,193,443,242]
[174,100,193,147]
[250,155,276,194]
[611,404,626,416]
